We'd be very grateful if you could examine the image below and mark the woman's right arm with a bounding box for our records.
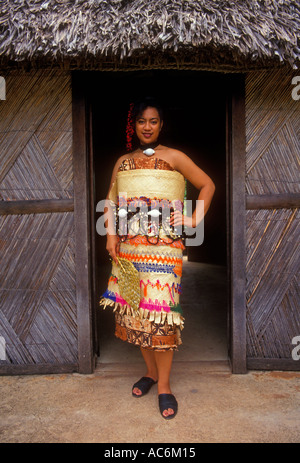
[104,157,125,264]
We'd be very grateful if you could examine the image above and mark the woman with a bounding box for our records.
[100,97,215,419]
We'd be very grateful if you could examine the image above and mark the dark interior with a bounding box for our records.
[88,70,228,361]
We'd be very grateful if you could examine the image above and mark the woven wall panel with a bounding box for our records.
[246,69,300,195]
[0,213,77,364]
[0,70,77,368]
[246,69,300,361]
[0,70,73,200]
[246,209,299,358]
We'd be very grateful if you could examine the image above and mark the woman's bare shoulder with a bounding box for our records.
[108,153,132,186]
[116,152,133,163]
[162,147,193,169]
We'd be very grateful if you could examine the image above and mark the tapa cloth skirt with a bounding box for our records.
[100,238,184,351]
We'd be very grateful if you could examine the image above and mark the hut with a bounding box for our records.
[0,0,299,375]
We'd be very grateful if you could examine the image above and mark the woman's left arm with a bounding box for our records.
[170,150,215,228]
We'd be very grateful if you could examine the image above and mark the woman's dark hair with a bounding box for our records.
[132,97,164,122]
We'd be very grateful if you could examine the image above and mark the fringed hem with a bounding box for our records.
[99,296,184,330]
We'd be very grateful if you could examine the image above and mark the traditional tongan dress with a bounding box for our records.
[100,157,185,351]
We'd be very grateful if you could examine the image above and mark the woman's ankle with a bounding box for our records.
[145,371,158,381]
[157,381,172,395]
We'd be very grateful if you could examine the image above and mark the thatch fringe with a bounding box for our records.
[100,296,184,329]
[0,1,299,70]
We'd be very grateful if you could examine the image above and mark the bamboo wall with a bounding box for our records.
[0,70,77,372]
[245,69,300,368]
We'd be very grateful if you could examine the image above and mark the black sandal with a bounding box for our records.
[132,377,158,398]
[158,393,178,420]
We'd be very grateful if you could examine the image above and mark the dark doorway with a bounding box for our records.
[89,70,228,364]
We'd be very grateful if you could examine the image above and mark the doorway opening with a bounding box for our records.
[89,70,228,366]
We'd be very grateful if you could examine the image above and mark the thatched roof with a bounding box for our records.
[0,0,299,71]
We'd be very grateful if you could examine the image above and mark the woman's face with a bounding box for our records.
[135,106,163,145]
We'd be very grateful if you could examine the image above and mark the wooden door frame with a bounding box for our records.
[226,74,247,374]
[72,70,248,374]
[72,72,95,374]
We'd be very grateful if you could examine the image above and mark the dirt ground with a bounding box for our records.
[0,361,299,444]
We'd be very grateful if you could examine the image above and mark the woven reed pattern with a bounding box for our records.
[0,70,76,366]
[112,168,185,204]
[246,69,300,195]
[0,70,73,200]
[246,209,299,358]
[246,69,300,360]
[117,256,141,315]
[0,213,77,364]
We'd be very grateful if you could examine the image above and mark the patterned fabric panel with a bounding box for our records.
[118,157,175,172]
[114,312,182,351]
